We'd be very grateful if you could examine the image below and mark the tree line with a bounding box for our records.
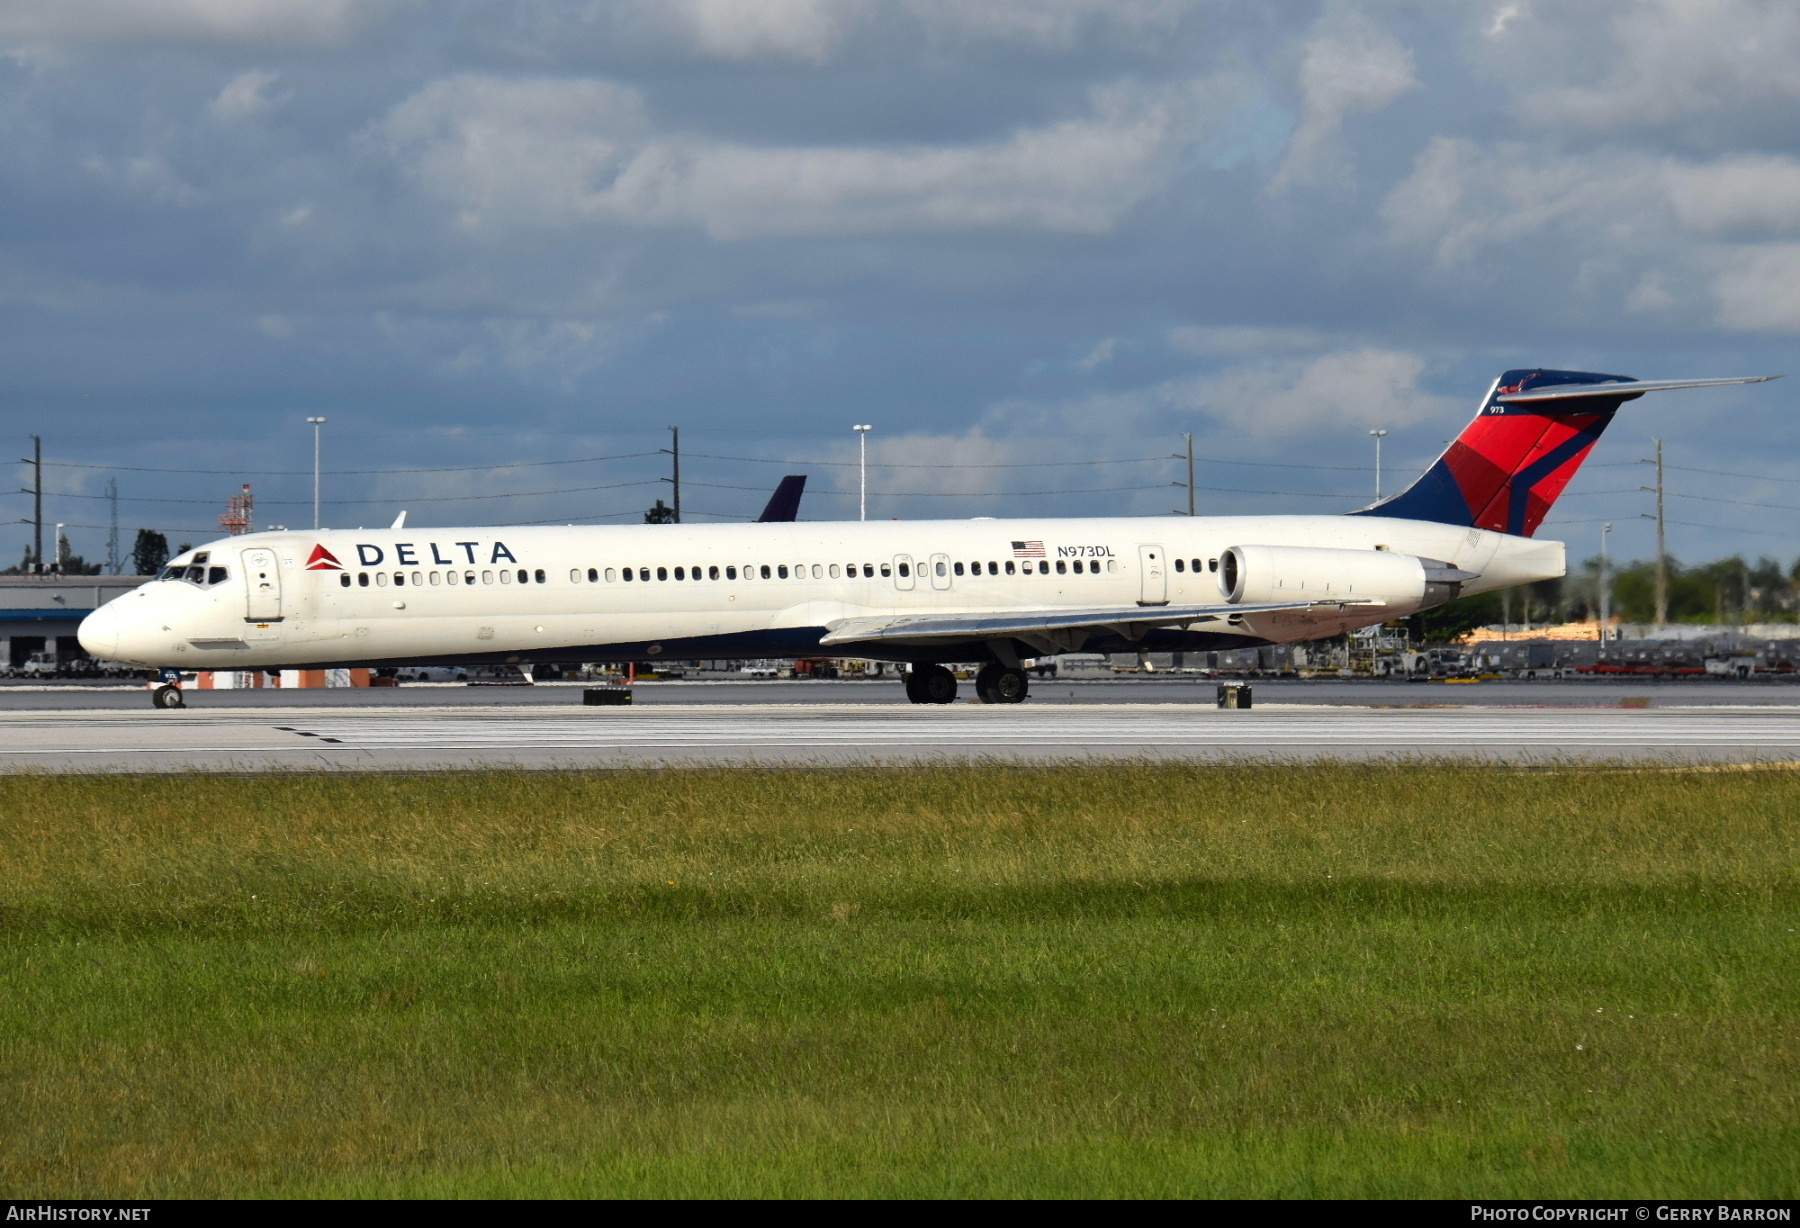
[1417,554,1800,641]
[3,530,189,577]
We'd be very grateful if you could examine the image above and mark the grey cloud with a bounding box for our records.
[367,72,1234,239]
[1269,6,1416,193]
[0,0,380,45]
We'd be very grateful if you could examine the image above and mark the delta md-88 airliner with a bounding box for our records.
[79,368,1777,708]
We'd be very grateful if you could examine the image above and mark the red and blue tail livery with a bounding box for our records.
[1361,369,1780,537]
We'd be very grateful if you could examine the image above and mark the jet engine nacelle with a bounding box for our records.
[1218,544,1474,610]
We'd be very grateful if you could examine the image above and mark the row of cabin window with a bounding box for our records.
[338,568,545,588]
[569,558,1114,584]
[1173,558,1219,574]
[335,558,1130,590]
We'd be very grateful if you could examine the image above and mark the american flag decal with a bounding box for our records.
[1011,540,1045,558]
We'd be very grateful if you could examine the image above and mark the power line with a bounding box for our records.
[683,451,1374,472]
[36,451,662,477]
[38,480,662,507]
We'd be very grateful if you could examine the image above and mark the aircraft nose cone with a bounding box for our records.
[78,604,119,659]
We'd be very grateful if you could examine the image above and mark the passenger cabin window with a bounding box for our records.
[1174,558,1186,572]
[605,568,617,582]
[499,570,511,585]
[533,569,544,584]
[674,566,685,581]
[897,563,909,577]
[726,566,736,580]
[339,573,351,587]
[953,562,964,576]
[1055,560,1066,574]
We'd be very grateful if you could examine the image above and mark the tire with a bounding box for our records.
[152,685,185,710]
[991,667,1029,704]
[908,664,958,705]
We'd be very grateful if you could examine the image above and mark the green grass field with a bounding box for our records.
[1,765,1795,1198]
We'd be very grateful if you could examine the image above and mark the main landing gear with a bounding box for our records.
[904,663,958,705]
[903,663,1030,705]
[151,684,185,710]
[975,664,1030,705]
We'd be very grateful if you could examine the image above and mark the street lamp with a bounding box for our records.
[306,417,327,530]
[1369,429,1388,502]
[1600,522,1613,639]
[53,522,64,573]
[853,425,873,521]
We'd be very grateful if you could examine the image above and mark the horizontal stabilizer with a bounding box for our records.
[820,599,1380,646]
[1496,374,1781,404]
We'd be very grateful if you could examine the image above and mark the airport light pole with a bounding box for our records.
[53,522,63,573]
[1369,429,1388,502]
[853,425,872,521]
[306,417,327,531]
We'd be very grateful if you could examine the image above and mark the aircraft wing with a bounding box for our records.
[819,599,1380,646]
[1495,375,1781,404]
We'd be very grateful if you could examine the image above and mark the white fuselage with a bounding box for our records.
[78,514,1564,671]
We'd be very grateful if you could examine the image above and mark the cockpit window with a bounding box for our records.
[160,565,184,580]
[208,567,228,585]
[185,566,205,582]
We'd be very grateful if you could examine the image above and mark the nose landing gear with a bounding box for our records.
[904,664,958,705]
[151,684,186,710]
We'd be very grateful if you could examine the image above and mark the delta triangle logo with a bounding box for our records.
[305,544,344,571]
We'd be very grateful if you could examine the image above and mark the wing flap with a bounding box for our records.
[819,600,1381,646]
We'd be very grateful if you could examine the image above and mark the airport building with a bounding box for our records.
[0,575,147,670]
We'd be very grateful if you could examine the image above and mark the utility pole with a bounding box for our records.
[27,435,41,573]
[1599,521,1612,639]
[1642,439,1667,627]
[1171,433,1195,515]
[306,417,327,531]
[106,478,119,574]
[661,426,681,524]
[1369,429,1388,501]
[853,425,872,521]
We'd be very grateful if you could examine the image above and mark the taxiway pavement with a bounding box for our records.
[4,701,1800,771]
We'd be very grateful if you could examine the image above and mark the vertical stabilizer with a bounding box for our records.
[1358,369,1638,537]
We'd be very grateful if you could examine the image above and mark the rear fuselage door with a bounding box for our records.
[1137,544,1167,606]
[242,548,283,622]
[893,554,916,591]
[929,552,952,591]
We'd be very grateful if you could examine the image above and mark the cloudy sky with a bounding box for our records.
[3,0,1799,567]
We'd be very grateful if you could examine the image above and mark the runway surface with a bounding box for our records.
[6,702,1800,771]
[7,676,1800,709]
